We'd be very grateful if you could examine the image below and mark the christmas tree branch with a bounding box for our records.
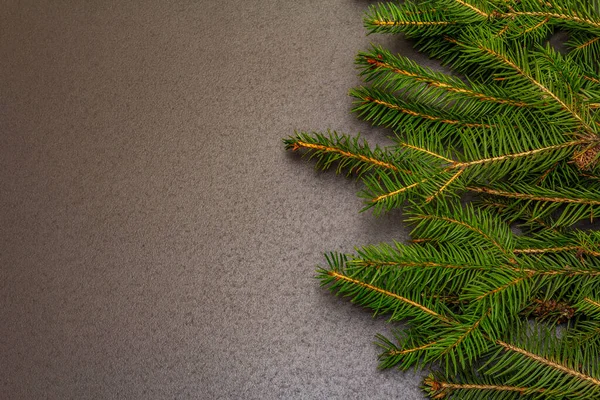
[351,87,492,129]
[496,339,600,387]
[473,42,594,133]
[284,131,411,177]
[423,374,547,398]
[468,185,600,204]
[357,46,531,110]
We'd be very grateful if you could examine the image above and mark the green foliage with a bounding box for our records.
[284,0,600,398]
[318,206,600,377]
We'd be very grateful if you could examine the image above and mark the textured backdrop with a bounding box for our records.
[1,1,441,398]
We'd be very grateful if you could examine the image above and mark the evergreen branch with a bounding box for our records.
[576,36,600,50]
[364,2,461,36]
[371,180,426,204]
[496,339,600,387]
[425,168,465,202]
[387,340,438,356]
[584,75,600,85]
[440,310,490,356]
[375,327,447,370]
[358,47,531,109]
[475,42,594,132]
[322,269,454,324]
[454,0,489,18]
[409,210,514,259]
[497,11,600,30]
[513,229,600,257]
[284,131,411,177]
[468,185,600,204]
[452,140,583,167]
[366,140,584,210]
[522,17,550,33]
[376,313,494,373]
[398,142,454,163]
[365,0,600,41]
[475,272,534,301]
[584,297,600,310]
[514,246,600,256]
[423,374,546,398]
[476,197,558,229]
[350,259,471,271]
[470,181,600,226]
[351,87,492,129]
[579,296,600,319]
[565,321,600,348]
[291,140,399,172]
[371,20,455,27]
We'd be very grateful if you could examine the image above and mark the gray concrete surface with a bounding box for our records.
[1,1,438,398]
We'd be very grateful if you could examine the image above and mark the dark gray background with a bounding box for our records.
[1,1,439,398]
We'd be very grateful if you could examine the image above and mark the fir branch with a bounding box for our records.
[578,36,600,49]
[351,86,493,129]
[482,323,600,398]
[577,296,600,319]
[425,169,465,202]
[285,2,600,396]
[453,140,586,168]
[472,40,595,133]
[318,254,456,325]
[515,246,600,256]
[495,339,600,387]
[364,139,584,212]
[468,184,600,204]
[284,131,410,177]
[470,182,600,227]
[423,374,547,399]
[496,10,600,30]
[584,74,600,85]
[357,46,532,112]
[364,2,462,36]
[474,272,534,301]
[387,340,438,356]
[323,269,454,323]
[289,141,399,172]
[408,210,514,259]
[454,0,489,18]
[398,142,454,163]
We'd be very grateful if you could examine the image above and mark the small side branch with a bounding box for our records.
[468,186,600,205]
[475,273,533,301]
[496,340,600,387]
[496,11,600,30]
[514,246,600,257]
[453,140,587,168]
[326,270,453,324]
[424,376,546,396]
[387,341,437,356]
[426,169,465,203]
[371,20,455,27]
[415,214,512,259]
[576,36,600,50]
[455,0,488,17]
[291,140,403,173]
[358,94,492,128]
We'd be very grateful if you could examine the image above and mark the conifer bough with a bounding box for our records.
[285,1,600,398]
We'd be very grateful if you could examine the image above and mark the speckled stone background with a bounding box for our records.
[1,1,440,398]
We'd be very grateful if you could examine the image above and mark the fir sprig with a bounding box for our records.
[317,205,600,376]
[285,1,600,398]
